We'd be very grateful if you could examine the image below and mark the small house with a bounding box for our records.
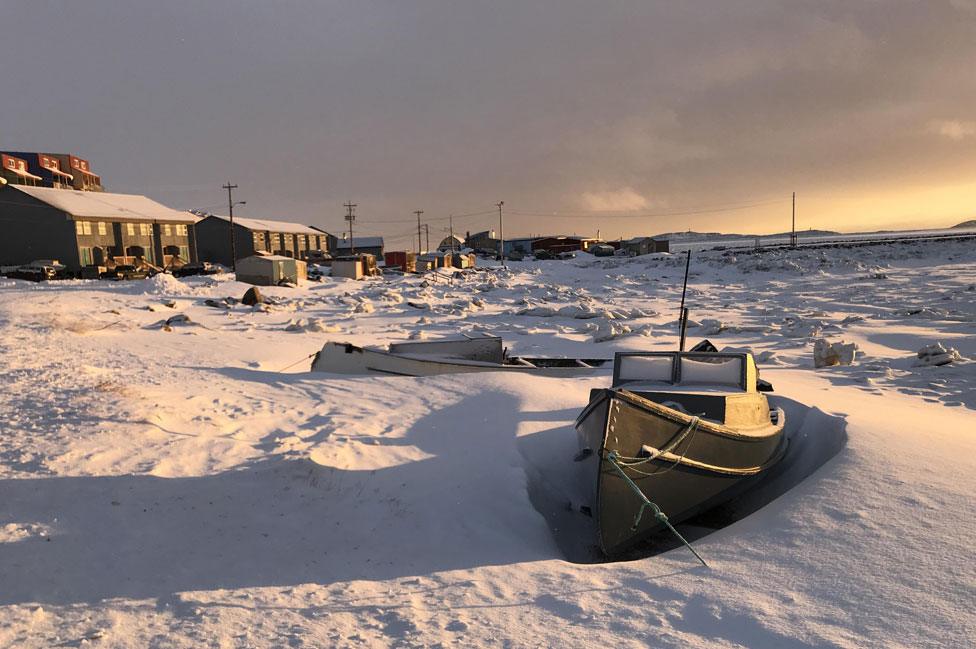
[333,236,384,258]
[623,237,670,256]
[531,236,584,255]
[437,235,465,251]
[465,230,499,254]
[451,251,476,268]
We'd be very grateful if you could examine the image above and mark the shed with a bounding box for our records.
[384,251,417,272]
[235,254,305,286]
[332,254,378,280]
[451,251,476,268]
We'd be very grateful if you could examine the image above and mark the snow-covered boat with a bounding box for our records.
[310,334,611,376]
[574,350,787,556]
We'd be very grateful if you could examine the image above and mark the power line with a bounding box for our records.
[508,197,789,219]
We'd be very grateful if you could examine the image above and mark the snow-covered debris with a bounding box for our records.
[517,305,559,317]
[813,338,859,368]
[283,318,341,333]
[589,319,632,342]
[204,297,233,309]
[155,314,197,332]
[699,318,727,335]
[914,342,963,367]
[145,272,196,296]
[721,346,784,365]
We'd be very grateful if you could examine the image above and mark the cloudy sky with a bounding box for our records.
[2,1,975,245]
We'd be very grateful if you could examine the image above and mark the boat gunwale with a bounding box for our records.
[611,388,784,441]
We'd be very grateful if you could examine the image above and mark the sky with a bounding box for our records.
[2,1,975,246]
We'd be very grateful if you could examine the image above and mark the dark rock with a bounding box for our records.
[242,287,265,306]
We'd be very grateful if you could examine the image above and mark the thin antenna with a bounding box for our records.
[677,249,691,351]
[496,201,505,267]
[790,192,797,248]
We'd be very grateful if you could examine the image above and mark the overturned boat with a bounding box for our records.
[311,334,611,377]
[574,350,786,556]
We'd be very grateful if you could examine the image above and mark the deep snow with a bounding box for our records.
[1,239,974,648]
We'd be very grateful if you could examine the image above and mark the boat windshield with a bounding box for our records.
[678,356,743,387]
[616,355,673,382]
[613,352,747,390]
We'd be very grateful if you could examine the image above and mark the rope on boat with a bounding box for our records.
[277,352,317,373]
[613,416,701,478]
[606,450,709,568]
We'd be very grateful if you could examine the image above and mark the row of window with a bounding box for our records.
[252,232,325,250]
[75,221,190,237]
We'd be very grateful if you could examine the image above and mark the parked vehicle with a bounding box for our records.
[100,265,151,281]
[4,260,68,282]
[173,262,223,278]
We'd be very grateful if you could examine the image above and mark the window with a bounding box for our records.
[140,223,151,236]
[177,224,188,236]
[97,221,107,236]
[126,223,135,236]
[76,221,84,235]
[179,245,190,260]
[163,224,171,236]
[78,221,92,235]
[79,247,93,266]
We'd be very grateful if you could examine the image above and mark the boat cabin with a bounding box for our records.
[610,352,769,428]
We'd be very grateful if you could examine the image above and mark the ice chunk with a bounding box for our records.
[813,338,859,368]
[914,342,963,367]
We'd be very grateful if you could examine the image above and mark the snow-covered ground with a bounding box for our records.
[1,240,974,648]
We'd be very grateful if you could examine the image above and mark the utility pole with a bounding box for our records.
[496,201,505,266]
[222,182,239,270]
[414,210,424,253]
[344,201,357,254]
[790,192,797,249]
[449,215,455,252]
[424,224,430,252]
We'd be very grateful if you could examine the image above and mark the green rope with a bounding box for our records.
[606,451,709,567]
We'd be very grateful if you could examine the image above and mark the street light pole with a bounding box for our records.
[222,182,239,270]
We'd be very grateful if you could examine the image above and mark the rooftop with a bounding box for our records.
[8,185,195,223]
[206,213,322,236]
[335,236,384,249]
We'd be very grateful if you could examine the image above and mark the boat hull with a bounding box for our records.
[575,388,786,556]
[311,342,609,377]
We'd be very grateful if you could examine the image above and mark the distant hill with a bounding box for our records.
[651,229,839,242]
[952,220,976,229]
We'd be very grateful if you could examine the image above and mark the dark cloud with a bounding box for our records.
[2,1,974,239]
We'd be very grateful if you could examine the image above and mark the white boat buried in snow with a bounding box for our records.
[310,333,611,376]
